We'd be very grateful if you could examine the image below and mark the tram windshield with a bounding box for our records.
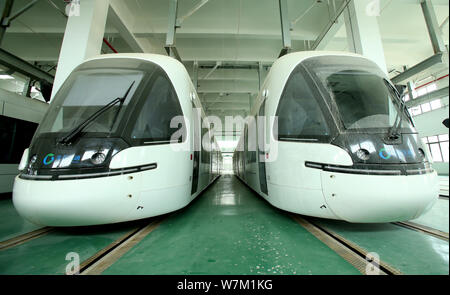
[37,69,144,136]
[304,56,415,132]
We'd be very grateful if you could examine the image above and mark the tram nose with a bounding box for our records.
[320,171,439,223]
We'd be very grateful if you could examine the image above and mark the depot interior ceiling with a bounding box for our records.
[1,0,449,132]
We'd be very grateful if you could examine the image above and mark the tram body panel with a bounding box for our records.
[234,51,439,223]
[320,171,439,223]
[13,174,140,226]
[13,54,221,226]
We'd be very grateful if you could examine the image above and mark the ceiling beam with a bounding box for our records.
[0,47,54,84]
[202,61,221,79]
[311,0,351,50]
[0,0,16,45]
[197,80,259,94]
[177,0,209,26]
[258,62,264,90]
[165,0,181,61]
[290,1,318,30]
[108,0,166,54]
[278,0,291,57]
[192,60,198,90]
[421,0,446,54]
[406,86,449,107]
[391,52,444,84]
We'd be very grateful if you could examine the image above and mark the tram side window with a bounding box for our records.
[275,70,329,141]
[201,127,211,164]
[0,115,38,164]
[246,122,256,164]
[131,73,185,142]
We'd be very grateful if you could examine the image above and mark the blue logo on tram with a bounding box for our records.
[43,153,55,165]
[379,148,391,160]
[72,155,81,164]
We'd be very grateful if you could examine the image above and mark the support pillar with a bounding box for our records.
[344,0,387,73]
[22,77,32,97]
[192,61,198,91]
[51,0,109,99]
[165,0,181,61]
[278,0,291,57]
[0,0,14,46]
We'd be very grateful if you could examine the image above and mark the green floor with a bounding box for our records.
[411,198,449,233]
[0,175,447,275]
[0,198,43,242]
[103,176,359,275]
[0,220,147,275]
[311,218,449,275]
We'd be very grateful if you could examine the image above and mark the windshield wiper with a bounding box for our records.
[58,81,135,145]
[384,79,406,140]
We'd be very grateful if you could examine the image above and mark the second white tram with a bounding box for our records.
[0,89,48,194]
[234,51,439,223]
[13,53,222,226]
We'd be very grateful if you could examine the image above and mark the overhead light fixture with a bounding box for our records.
[0,74,14,80]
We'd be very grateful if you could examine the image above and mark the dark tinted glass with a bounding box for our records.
[201,127,211,164]
[38,69,143,134]
[275,69,330,141]
[304,56,414,132]
[131,73,184,142]
[0,115,38,164]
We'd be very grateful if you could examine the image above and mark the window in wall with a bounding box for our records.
[430,99,442,110]
[409,106,422,116]
[427,83,437,92]
[406,83,444,117]
[408,98,444,117]
[417,87,427,97]
[422,134,449,163]
[420,102,431,113]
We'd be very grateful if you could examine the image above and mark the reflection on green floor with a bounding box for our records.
[0,222,142,275]
[103,176,360,275]
[0,198,42,242]
[311,218,449,275]
[411,198,449,233]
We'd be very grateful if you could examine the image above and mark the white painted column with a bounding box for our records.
[344,0,387,73]
[51,0,110,99]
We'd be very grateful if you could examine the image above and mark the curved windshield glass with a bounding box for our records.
[304,56,415,132]
[37,69,144,135]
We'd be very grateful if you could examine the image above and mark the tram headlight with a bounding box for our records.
[91,152,106,165]
[356,149,370,161]
[418,148,426,159]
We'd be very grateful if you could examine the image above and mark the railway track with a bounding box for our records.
[393,221,449,241]
[0,216,166,275]
[292,215,403,275]
[80,217,164,275]
[0,227,53,251]
[0,202,446,275]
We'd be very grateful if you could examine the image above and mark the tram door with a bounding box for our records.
[257,101,268,195]
[191,106,200,195]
